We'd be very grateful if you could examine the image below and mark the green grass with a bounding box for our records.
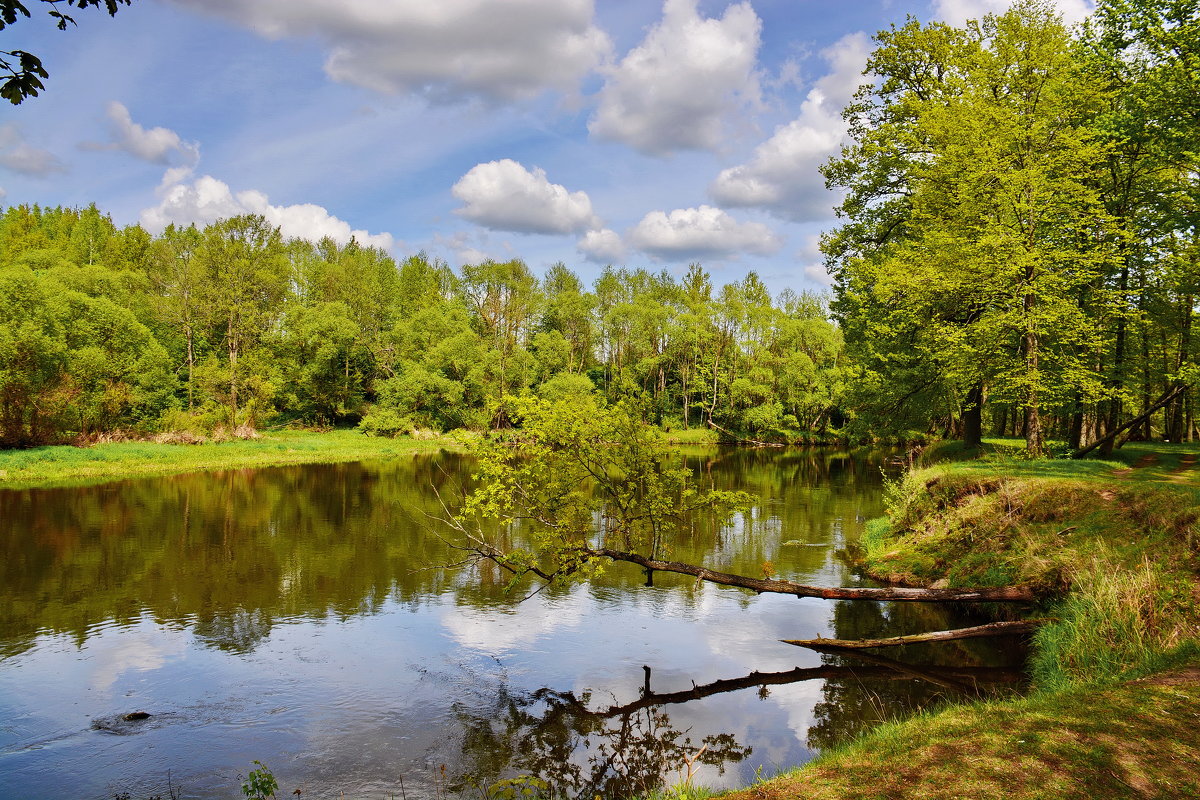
[723,665,1200,800]
[660,426,721,445]
[0,429,460,489]
[869,452,1200,684]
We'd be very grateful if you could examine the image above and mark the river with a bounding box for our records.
[0,447,1026,799]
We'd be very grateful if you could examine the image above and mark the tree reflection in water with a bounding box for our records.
[451,653,1023,799]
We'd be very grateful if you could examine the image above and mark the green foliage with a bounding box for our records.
[455,396,751,589]
[0,203,855,446]
[535,371,599,403]
[825,0,1200,452]
[240,761,277,800]
[0,264,177,444]
[356,405,415,438]
[482,775,551,800]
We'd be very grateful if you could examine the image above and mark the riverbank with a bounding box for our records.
[0,430,460,489]
[725,666,1200,800]
[728,443,1200,800]
[0,423,741,490]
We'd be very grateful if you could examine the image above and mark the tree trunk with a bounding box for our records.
[963,381,984,448]
[185,322,195,410]
[589,548,1035,602]
[780,620,1041,650]
[1024,327,1044,456]
[1102,267,1130,457]
[1067,406,1083,451]
[588,662,1022,718]
[1168,296,1192,442]
[228,341,239,423]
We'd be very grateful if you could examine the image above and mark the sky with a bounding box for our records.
[0,0,1094,293]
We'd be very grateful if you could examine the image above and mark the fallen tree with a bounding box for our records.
[780,620,1042,649]
[1072,383,1188,459]
[588,548,1035,602]
[441,397,1035,604]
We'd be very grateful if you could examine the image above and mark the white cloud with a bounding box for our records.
[0,187,6,200]
[0,123,66,177]
[629,205,781,260]
[798,234,832,286]
[86,101,200,166]
[931,0,1094,26]
[589,0,762,156]
[432,230,505,266]
[577,228,627,263]
[441,588,587,654]
[165,0,611,103]
[452,159,600,234]
[141,173,396,250]
[709,32,870,222]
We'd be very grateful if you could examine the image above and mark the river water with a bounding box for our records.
[0,448,1026,799]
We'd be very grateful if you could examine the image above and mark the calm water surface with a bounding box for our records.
[0,448,1025,799]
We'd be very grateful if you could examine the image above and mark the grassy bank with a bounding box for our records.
[726,666,1200,800]
[729,444,1200,800]
[0,429,460,489]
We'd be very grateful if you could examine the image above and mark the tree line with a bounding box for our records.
[0,0,1194,453]
[0,205,844,446]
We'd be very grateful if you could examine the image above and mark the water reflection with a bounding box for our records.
[0,447,1027,800]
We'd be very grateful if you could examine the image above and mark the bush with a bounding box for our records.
[357,406,415,438]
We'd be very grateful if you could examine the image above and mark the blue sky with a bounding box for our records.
[1,0,1092,292]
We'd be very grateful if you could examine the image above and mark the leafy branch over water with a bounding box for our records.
[442,396,1035,603]
[444,395,752,592]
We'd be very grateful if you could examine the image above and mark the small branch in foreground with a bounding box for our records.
[781,620,1043,650]
[589,548,1037,602]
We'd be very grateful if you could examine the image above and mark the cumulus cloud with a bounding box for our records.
[432,230,509,266]
[83,102,200,166]
[577,228,627,263]
[589,0,762,156]
[0,123,67,177]
[141,173,395,250]
[452,159,600,235]
[629,205,781,261]
[932,0,1094,26]
[709,32,870,222]
[164,0,610,103]
[798,234,832,286]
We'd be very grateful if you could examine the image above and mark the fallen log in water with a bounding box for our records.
[590,548,1037,602]
[781,620,1042,650]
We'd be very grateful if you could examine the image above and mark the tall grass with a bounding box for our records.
[1032,557,1200,690]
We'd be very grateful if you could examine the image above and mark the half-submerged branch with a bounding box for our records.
[590,548,1036,603]
[781,620,1041,650]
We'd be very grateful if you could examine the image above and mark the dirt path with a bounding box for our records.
[1114,453,1159,478]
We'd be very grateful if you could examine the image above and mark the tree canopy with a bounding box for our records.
[824,0,1199,455]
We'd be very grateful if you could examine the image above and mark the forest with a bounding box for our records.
[0,0,1195,457]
